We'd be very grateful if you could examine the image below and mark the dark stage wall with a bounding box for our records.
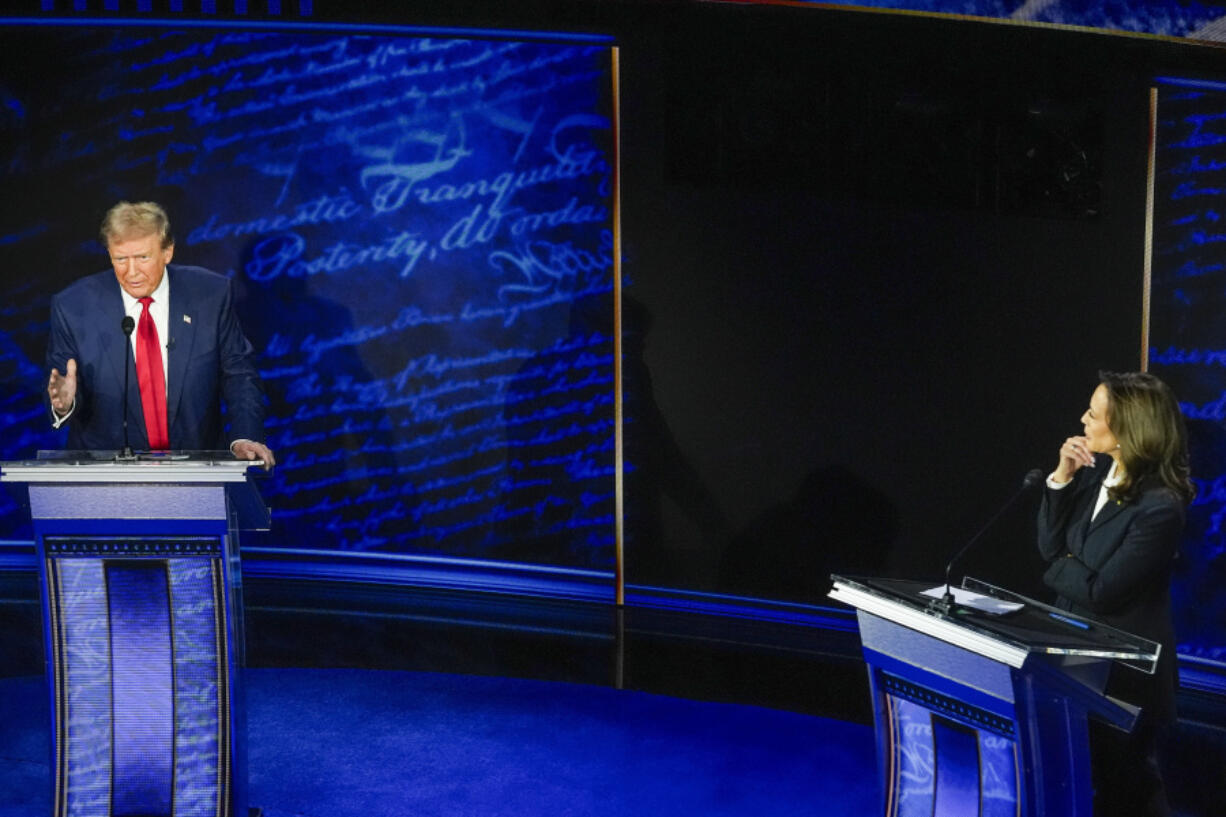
[0,4,1224,661]
[608,4,1226,664]
[617,7,1153,595]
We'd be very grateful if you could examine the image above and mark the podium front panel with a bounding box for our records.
[858,612,1017,706]
[866,626,1022,817]
[879,680,1021,817]
[830,576,1136,817]
[0,462,262,817]
[31,484,228,520]
[45,536,235,817]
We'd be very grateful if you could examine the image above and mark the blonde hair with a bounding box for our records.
[100,201,173,248]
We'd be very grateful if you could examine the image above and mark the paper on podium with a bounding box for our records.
[921,585,1025,615]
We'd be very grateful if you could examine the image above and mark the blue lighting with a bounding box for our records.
[107,562,175,817]
[0,21,617,576]
[0,15,615,43]
[1147,76,1226,663]
[1156,76,1226,92]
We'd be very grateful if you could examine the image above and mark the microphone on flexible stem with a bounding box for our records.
[934,468,1045,613]
[116,315,137,461]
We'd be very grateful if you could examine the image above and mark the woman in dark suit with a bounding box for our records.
[1038,371,1195,817]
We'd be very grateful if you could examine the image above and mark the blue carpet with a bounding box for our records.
[0,669,876,816]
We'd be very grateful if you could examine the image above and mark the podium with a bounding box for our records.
[1,452,269,817]
[830,575,1160,817]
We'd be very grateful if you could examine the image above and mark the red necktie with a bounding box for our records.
[135,296,169,450]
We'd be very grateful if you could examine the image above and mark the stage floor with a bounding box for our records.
[0,668,877,817]
[1,572,1223,815]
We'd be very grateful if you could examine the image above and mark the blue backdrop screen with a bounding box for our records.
[1148,79,1226,661]
[0,24,617,570]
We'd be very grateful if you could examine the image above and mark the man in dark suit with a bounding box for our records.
[46,201,275,467]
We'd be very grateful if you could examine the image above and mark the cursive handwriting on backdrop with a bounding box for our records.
[0,28,616,569]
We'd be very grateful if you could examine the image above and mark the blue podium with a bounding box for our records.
[1,453,269,817]
[830,575,1160,817]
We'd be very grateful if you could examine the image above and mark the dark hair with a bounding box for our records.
[1100,370,1195,505]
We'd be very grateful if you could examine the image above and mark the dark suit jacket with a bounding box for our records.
[46,265,266,451]
[1037,455,1184,723]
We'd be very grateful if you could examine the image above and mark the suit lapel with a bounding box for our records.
[1087,495,1127,533]
[165,268,196,440]
[1070,463,1109,543]
[102,280,148,446]
[102,281,128,394]
[1084,460,1129,534]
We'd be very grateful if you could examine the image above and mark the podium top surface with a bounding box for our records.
[830,574,1160,672]
[1,450,265,484]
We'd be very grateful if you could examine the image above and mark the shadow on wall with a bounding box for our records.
[619,289,897,599]
[234,262,406,553]
[718,465,899,604]
[621,293,730,588]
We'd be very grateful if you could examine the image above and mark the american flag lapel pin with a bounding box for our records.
[183,315,192,324]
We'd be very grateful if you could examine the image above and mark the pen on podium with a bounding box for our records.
[1048,611,1090,630]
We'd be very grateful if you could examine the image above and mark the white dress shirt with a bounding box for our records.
[121,271,171,393]
[1047,459,1123,521]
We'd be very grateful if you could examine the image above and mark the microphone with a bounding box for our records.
[935,468,1044,612]
[117,316,136,461]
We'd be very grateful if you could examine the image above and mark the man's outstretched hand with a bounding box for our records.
[48,358,77,417]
